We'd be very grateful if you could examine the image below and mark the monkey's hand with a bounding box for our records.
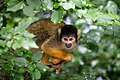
[41,44,72,61]
[63,53,72,62]
[41,53,53,66]
[51,51,72,62]
[41,35,72,62]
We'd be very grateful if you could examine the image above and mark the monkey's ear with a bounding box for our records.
[77,30,81,40]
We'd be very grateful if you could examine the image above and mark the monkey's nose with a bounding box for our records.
[65,43,72,48]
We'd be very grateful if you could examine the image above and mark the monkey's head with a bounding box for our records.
[59,25,81,50]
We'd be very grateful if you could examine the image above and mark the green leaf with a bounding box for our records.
[36,62,47,72]
[0,27,12,35]
[27,64,36,72]
[43,0,53,10]
[7,2,24,12]
[32,52,42,62]
[76,9,87,18]
[51,10,64,24]
[14,74,24,80]
[73,0,83,8]
[23,6,34,17]
[0,40,5,48]
[114,20,120,25]
[97,14,113,25]
[23,39,38,50]
[61,1,75,10]
[14,57,28,67]
[58,0,67,2]
[10,35,25,49]
[84,9,102,21]
[54,3,60,9]
[109,13,119,20]
[73,0,93,8]
[27,0,42,8]
[32,69,41,79]
[15,19,33,32]
[23,31,35,38]
[7,39,14,48]
[105,1,118,14]
[12,40,24,49]
[26,0,35,8]
[0,16,3,29]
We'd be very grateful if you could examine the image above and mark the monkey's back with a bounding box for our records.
[27,18,65,48]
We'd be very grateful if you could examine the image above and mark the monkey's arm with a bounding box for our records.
[41,53,52,65]
[41,36,72,62]
[41,47,72,62]
[41,53,62,65]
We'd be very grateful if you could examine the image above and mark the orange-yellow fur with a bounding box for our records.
[27,18,71,65]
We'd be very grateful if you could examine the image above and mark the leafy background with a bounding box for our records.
[0,0,120,80]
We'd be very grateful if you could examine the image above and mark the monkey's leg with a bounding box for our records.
[51,58,64,74]
[41,53,52,65]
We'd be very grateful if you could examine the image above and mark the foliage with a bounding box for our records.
[0,0,120,80]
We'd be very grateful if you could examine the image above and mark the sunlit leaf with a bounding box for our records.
[7,2,24,12]
[61,1,75,10]
[114,20,120,25]
[105,1,118,14]
[73,0,83,8]
[23,39,38,50]
[15,19,33,32]
[23,6,34,17]
[84,9,102,21]
[26,0,35,8]
[23,31,35,38]
[109,13,119,20]
[76,9,87,18]
[97,14,113,25]
[51,10,63,23]
[43,0,53,10]
[12,39,24,49]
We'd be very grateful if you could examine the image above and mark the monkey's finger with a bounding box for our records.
[56,68,60,74]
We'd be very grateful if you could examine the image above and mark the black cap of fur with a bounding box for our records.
[60,25,78,42]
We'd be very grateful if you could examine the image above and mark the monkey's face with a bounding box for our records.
[61,36,77,50]
[59,25,81,50]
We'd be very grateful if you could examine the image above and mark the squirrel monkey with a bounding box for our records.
[27,18,81,74]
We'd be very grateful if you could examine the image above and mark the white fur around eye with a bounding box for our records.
[62,37,76,43]
[62,37,68,43]
[69,37,75,42]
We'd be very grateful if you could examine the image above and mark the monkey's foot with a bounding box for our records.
[47,61,64,74]
[52,61,64,74]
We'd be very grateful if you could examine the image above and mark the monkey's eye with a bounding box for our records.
[69,38,73,41]
[64,38,68,41]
